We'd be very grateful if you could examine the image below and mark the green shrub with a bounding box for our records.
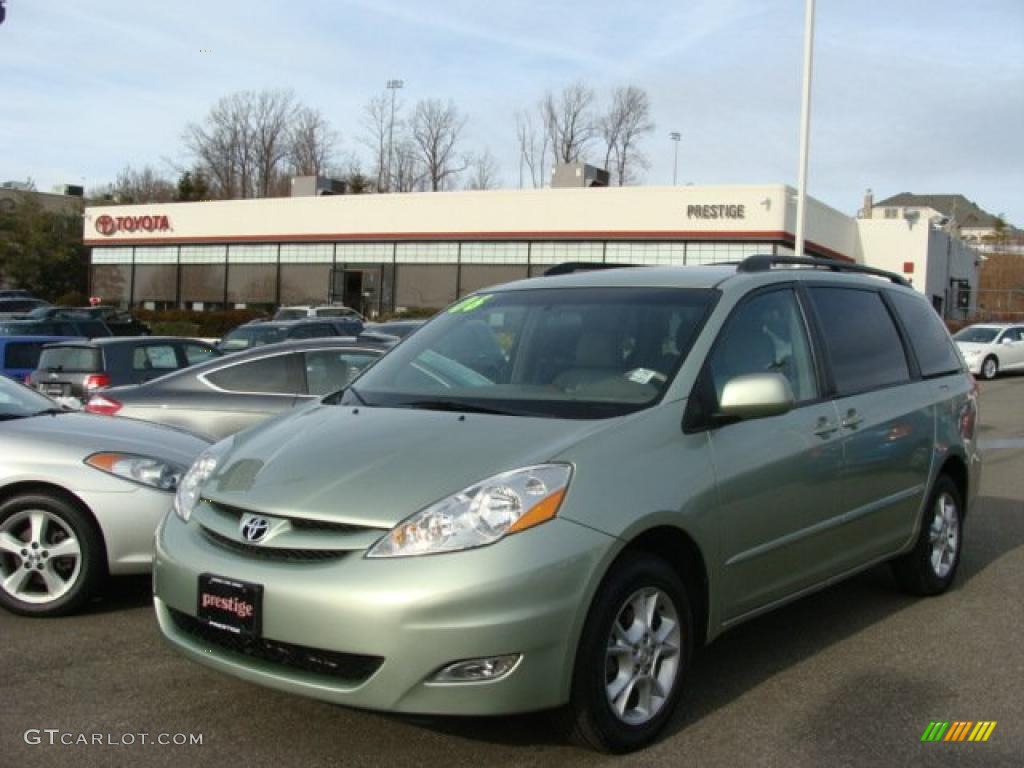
[134,309,268,337]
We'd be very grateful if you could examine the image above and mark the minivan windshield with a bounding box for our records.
[345,287,716,419]
[953,326,1000,344]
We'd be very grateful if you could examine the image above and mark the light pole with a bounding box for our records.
[794,0,815,258]
[385,79,404,193]
[669,132,681,186]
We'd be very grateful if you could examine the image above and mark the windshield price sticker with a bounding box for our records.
[448,294,494,314]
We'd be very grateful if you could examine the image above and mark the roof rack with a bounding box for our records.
[737,255,910,287]
[543,262,635,276]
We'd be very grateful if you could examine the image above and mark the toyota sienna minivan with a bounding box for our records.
[154,256,980,752]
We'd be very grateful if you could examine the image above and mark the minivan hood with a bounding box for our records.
[205,403,615,528]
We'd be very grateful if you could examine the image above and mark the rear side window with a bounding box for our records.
[888,292,963,378]
[3,342,46,370]
[808,287,910,395]
[303,349,382,396]
[183,344,219,364]
[288,323,335,340]
[205,354,301,394]
[133,344,180,371]
[37,347,101,372]
[77,321,112,337]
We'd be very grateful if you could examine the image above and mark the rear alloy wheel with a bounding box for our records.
[0,493,104,617]
[891,475,963,596]
[980,356,998,380]
[562,553,692,753]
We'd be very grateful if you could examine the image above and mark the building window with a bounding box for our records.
[91,247,133,265]
[605,241,686,265]
[529,241,603,264]
[228,245,277,263]
[395,242,459,263]
[460,242,529,264]
[134,247,178,264]
[686,242,769,265]
[394,265,457,308]
[280,243,333,263]
[884,208,899,219]
[337,242,393,264]
[180,245,227,264]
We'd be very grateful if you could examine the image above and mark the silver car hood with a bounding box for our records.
[206,403,617,529]
[3,412,210,468]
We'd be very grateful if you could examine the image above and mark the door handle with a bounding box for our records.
[841,409,864,430]
[813,416,840,437]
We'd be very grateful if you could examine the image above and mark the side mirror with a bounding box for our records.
[717,373,794,421]
[1000,336,1014,345]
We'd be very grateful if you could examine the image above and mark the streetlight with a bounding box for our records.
[385,79,404,193]
[794,0,816,258]
[669,132,681,186]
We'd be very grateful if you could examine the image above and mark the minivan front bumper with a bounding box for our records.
[153,511,615,715]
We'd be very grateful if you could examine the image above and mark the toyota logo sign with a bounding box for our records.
[240,516,271,543]
[94,214,171,236]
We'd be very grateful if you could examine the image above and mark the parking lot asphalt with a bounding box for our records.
[2,379,1022,768]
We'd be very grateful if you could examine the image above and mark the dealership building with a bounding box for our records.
[83,184,979,318]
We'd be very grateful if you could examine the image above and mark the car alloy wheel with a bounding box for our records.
[891,474,963,596]
[0,509,82,604]
[981,356,998,380]
[562,553,692,752]
[605,587,681,725]
[0,493,104,617]
[928,491,960,579]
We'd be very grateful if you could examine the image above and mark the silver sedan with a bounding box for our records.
[0,376,209,616]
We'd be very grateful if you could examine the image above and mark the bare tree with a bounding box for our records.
[98,165,176,204]
[600,86,655,185]
[289,106,338,177]
[252,89,297,197]
[465,149,501,190]
[391,138,424,193]
[411,99,468,191]
[515,109,549,188]
[186,89,309,199]
[359,94,395,192]
[543,82,597,166]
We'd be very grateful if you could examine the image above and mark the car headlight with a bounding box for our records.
[963,348,983,357]
[366,464,572,558]
[172,441,231,522]
[85,453,184,492]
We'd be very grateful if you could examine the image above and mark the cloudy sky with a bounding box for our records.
[2,0,1022,222]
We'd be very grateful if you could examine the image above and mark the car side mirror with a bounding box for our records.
[1000,336,1014,345]
[717,373,794,421]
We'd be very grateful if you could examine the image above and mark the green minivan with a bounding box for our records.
[154,256,981,752]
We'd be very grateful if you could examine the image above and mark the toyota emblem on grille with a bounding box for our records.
[240,516,270,542]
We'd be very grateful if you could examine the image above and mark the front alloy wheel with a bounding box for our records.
[981,356,998,380]
[563,553,692,753]
[0,493,104,617]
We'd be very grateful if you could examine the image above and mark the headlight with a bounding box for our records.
[366,464,572,558]
[85,452,184,492]
[172,442,230,522]
[964,349,983,357]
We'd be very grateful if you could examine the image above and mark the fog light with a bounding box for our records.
[430,654,521,683]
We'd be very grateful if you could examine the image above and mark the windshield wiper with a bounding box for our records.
[401,399,518,416]
[31,408,71,417]
[0,413,27,421]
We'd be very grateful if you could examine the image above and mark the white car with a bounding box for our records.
[272,304,364,322]
[953,323,1024,379]
[0,376,209,616]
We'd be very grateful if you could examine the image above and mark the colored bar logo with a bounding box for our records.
[921,721,996,742]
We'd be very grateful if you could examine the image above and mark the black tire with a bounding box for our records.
[980,355,999,380]
[891,475,963,596]
[0,493,105,617]
[560,552,692,753]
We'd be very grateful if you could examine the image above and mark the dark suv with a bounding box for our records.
[23,306,151,337]
[216,317,364,353]
[0,318,112,338]
[28,336,221,404]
